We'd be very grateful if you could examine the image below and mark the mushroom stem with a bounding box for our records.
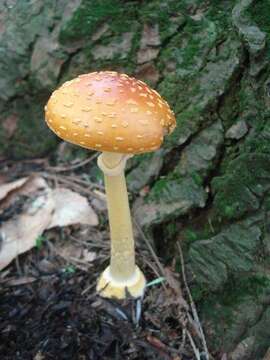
[97,152,146,299]
[104,160,135,281]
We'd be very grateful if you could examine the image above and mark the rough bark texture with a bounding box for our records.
[1,0,270,357]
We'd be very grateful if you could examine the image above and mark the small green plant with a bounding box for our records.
[35,235,46,249]
[63,265,76,274]
[184,228,199,243]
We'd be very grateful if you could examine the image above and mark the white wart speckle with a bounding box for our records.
[63,102,74,108]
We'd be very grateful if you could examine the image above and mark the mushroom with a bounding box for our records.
[44,71,176,299]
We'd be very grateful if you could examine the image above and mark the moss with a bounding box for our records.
[148,177,170,202]
[196,273,270,350]
[221,275,269,305]
[212,153,270,221]
[192,273,270,304]
[245,0,270,63]
[243,120,270,155]
[206,0,235,30]
[247,0,270,39]
[149,170,184,202]
[59,0,138,43]
[138,0,185,41]
[191,171,204,186]
[184,228,200,243]
[158,17,217,78]
[166,222,177,238]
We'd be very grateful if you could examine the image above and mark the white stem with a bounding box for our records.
[99,152,135,282]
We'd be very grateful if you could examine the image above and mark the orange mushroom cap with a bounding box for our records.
[45,71,176,154]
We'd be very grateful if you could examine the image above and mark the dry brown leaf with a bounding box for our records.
[48,188,98,228]
[0,177,54,270]
[0,177,98,270]
[0,177,28,201]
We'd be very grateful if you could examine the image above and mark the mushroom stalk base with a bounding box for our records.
[97,152,146,299]
[97,265,146,299]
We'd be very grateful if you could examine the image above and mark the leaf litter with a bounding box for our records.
[0,176,98,270]
[0,157,213,360]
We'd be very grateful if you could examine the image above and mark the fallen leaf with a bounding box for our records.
[0,177,54,270]
[48,188,98,228]
[0,177,99,270]
[0,177,28,201]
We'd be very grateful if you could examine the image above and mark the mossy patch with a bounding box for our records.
[246,0,270,40]
[212,153,270,222]
[206,0,235,30]
[197,274,270,351]
[59,0,138,43]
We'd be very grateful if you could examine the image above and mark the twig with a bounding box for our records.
[60,174,105,191]
[81,282,97,296]
[181,328,187,350]
[140,254,163,280]
[15,255,23,276]
[40,172,104,200]
[134,219,168,292]
[46,153,98,172]
[186,330,201,360]
[134,220,165,278]
[177,241,210,360]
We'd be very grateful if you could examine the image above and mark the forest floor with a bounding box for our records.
[0,151,212,360]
